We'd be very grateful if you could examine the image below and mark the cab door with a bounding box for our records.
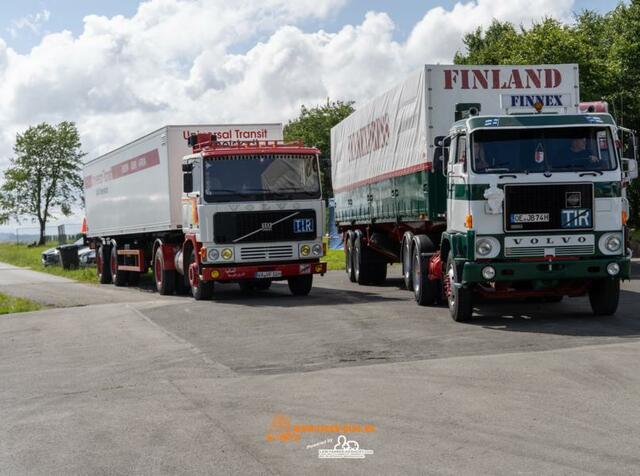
[447,134,469,232]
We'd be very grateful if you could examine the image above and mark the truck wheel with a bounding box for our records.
[353,231,371,285]
[369,262,388,285]
[444,252,473,322]
[97,244,112,284]
[288,274,313,296]
[345,231,356,283]
[187,251,213,300]
[402,232,414,290]
[254,280,272,291]
[588,278,620,316]
[411,236,438,306]
[153,247,175,295]
[239,281,255,293]
[127,272,140,286]
[174,273,191,295]
[111,245,129,287]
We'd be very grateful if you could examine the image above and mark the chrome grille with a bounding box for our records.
[505,244,595,257]
[240,245,294,261]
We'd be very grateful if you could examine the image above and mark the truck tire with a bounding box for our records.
[402,232,414,290]
[111,244,129,287]
[288,274,313,296]
[239,281,255,293]
[444,252,473,322]
[354,231,376,285]
[153,247,175,295]
[127,272,140,286]
[174,273,191,295]
[588,278,620,316]
[345,231,356,283]
[97,244,112,284]
[254,280,272,291]
[411,235,438,306]
[369,262,388,285]
[187,250,213,300]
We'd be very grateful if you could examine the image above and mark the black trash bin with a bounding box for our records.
[57,244,79,270]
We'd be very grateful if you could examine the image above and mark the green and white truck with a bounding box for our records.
[331,64,638,321]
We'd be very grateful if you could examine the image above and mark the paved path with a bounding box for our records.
[1,261,640,475]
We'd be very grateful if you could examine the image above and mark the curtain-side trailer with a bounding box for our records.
[332,64,638,321]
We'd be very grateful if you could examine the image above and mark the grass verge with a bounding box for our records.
[0,242,346,283]
[325,248,345,271]
[0,292,42,314]
[0,243,98,284]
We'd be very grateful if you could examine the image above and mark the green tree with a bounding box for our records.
[0,122,85,245]
[454,2,640,225]
[284,99,355,198]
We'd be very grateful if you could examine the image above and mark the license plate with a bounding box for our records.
[510,213,550,224]
[255,270,282,279]
[293,218,314,233]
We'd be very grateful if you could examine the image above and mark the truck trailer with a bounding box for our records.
[331,64,638,321]
[84,124,327,299]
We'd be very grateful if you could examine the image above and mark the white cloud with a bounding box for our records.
[0,0,576,175]
[6,9,51,39]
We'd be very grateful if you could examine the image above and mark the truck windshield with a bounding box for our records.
[203,153,321,202]
[471,126,617,174]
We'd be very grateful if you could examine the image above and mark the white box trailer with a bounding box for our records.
[331,64,579,197]
[84,124,283,238]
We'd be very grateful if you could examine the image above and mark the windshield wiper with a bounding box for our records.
[579,171,604,176]
[484,167,511,173]
[553,164,586,172]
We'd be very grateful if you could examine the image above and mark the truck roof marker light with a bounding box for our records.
[534,101,544,113]
[465,214,473,229]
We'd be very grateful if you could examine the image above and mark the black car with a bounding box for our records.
[41,238,95,267]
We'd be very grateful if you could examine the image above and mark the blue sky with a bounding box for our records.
[0,0,626,230]
[0,0,621,54]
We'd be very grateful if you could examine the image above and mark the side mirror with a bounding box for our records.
[623,158,638,181]
[183,171,193,193]
[182,163,193,172]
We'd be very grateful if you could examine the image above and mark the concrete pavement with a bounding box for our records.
[1,261,640,475]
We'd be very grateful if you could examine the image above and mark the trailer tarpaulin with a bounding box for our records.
[331,69,428,193]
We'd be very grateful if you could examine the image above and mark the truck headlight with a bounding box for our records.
[221,248,233,260]
[481,266,496,280]
[599,233,623,255]
[475,236,500,258]
[300,244,311,257]
[208,248,219,261]
[312,243,322,256]
[606,262,620,276]
[606,235,621,252]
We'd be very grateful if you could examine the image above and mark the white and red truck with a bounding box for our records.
[83,124,327,299]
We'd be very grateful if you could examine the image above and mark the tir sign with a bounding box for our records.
[561,209,592,229]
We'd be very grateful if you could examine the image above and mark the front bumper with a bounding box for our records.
[462,256,630,284]
[201,260,327,282]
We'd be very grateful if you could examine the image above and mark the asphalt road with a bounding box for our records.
[1,261,640,475]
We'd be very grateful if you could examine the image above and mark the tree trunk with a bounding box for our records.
[38,219,46,246]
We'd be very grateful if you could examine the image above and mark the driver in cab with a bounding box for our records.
[563,137,603,168]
